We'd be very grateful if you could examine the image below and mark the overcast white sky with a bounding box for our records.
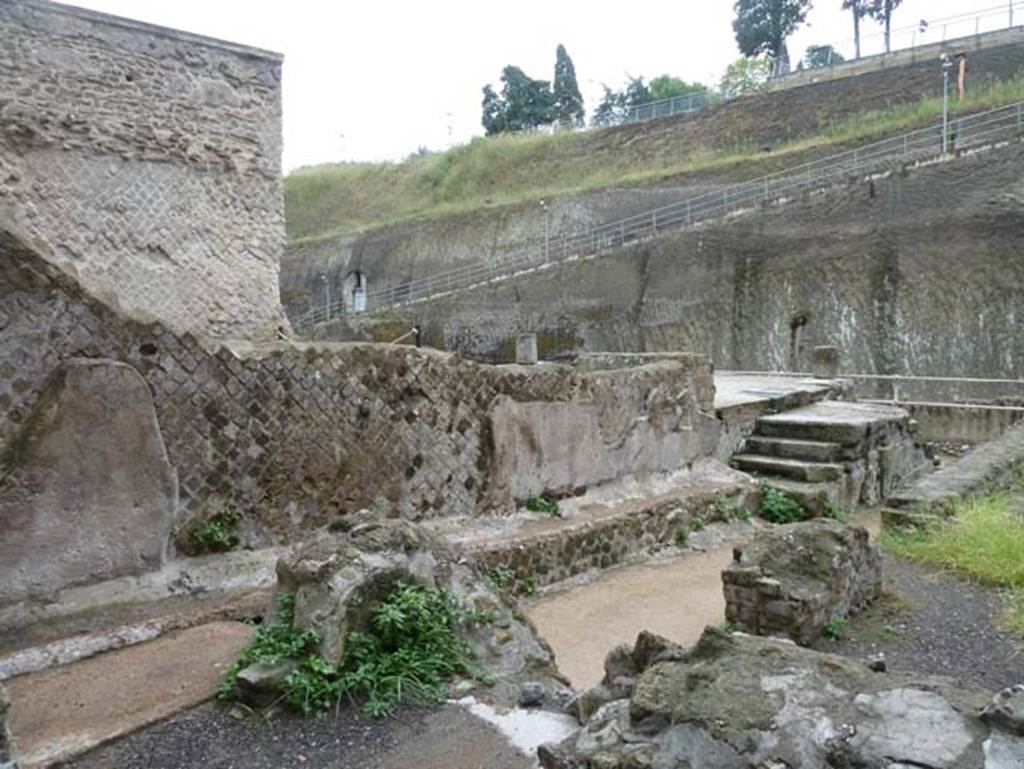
[65,0,1016,171]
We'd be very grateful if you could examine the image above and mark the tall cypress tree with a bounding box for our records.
[552,44,585,127]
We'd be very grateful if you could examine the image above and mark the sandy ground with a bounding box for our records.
[525,544,737,688]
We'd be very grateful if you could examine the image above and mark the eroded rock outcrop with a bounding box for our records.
[722,519,881,645]
[262,511,568,708]
[540,627,1024,769]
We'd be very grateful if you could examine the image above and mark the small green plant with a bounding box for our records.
[759,485,807,524]
[824,616,847,641]
[190,507,241,554]
[218,592,321,701]
[823,503,845,521]
[717,620,740,633]
[488,566,515,590]
[220,583,481,718]
[525,495,559,516]
[676,528,691,549]
[519,575,538,598]
[692,517,705,533]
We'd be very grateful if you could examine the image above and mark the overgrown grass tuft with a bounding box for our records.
[285,73,1024,243]
[884,490,1024,636]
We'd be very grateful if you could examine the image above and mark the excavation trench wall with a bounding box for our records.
[336,140,1024,383]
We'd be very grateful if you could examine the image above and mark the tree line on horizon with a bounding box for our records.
[480,0,906,135]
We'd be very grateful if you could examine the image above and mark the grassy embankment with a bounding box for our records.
[286,74,1024,244]
[885,470,1024,637]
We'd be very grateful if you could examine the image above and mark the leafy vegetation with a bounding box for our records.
[676,527,691,549]
[823,616,847,641]
[823,503,845,522]
[286,73,1024,243]
[884,488,1024,636]
[758,484,807,524]
[220,583,481,718]
[189,507,241,554]
[526,494,559,515]
[715,492,752,522]
[732,0,812,73]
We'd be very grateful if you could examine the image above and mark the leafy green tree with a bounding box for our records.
[648,75,709,101]
[481,85,506,136]
[842,0,869,58]
[592,85,622,127]
[732,0,813,75]
[804,44,846,68]
[552,44,585,127]
[480,66,555,135]
[719,55,773,98]
[867,0,903,53]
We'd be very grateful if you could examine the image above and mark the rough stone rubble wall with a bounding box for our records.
[0,0,286,339]
[0,225,716,601]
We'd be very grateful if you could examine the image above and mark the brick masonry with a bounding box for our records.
[0,0,286,339]
[0,223,717,603]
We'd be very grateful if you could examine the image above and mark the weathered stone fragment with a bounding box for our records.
[541,627,1023,768]
[983,684,1024,736]
[722,519,880,644]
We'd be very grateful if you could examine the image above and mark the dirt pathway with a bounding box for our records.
[525,542,738,688]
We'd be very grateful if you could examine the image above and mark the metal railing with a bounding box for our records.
[297,98,1024,328]
[792,2,1023,69]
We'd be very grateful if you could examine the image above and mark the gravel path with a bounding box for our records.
[67,701,534,769]
[813,553,1024,692]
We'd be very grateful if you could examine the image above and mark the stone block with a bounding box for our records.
[0,358,176,605]
[722,520,881,644]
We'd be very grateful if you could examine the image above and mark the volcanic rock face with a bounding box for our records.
[539,627,1024,769]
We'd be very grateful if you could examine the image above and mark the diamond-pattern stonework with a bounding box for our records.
[0,1,285,339]
[1,227,714,557]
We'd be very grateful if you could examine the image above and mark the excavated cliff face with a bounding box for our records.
[540,627,1024,769]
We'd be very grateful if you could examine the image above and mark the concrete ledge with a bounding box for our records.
[880,507,939,531]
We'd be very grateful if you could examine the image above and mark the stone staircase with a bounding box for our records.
[731,401,927,514]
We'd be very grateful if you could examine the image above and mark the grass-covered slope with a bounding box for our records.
[285,75,1024,244]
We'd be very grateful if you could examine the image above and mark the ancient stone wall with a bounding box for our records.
[722,520,882,645]
[355,140,1024,380]
[0,223,716,604]
[0,0,286,339]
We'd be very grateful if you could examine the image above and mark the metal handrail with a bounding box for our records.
[297,99,1024,327]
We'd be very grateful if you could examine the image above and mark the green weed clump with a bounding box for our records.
[220,583,480,718]
[189,508,241,554]
[525,494,559,515]
[758,485,807,524]
[884,491,1024,636]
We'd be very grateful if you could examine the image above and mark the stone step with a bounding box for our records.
[6,621,255,768]
[754,400,909,447]
[732,454,843,483]
[437,462,759,591]
[760,478,839,516]
[742,436,843,462]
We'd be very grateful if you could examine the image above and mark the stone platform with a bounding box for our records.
[439,461,759,592]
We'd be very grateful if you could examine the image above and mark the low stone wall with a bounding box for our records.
[900,401,1024,445]
[722,520,881,644]
[886,421,1024,519]
[0,225,718,606]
